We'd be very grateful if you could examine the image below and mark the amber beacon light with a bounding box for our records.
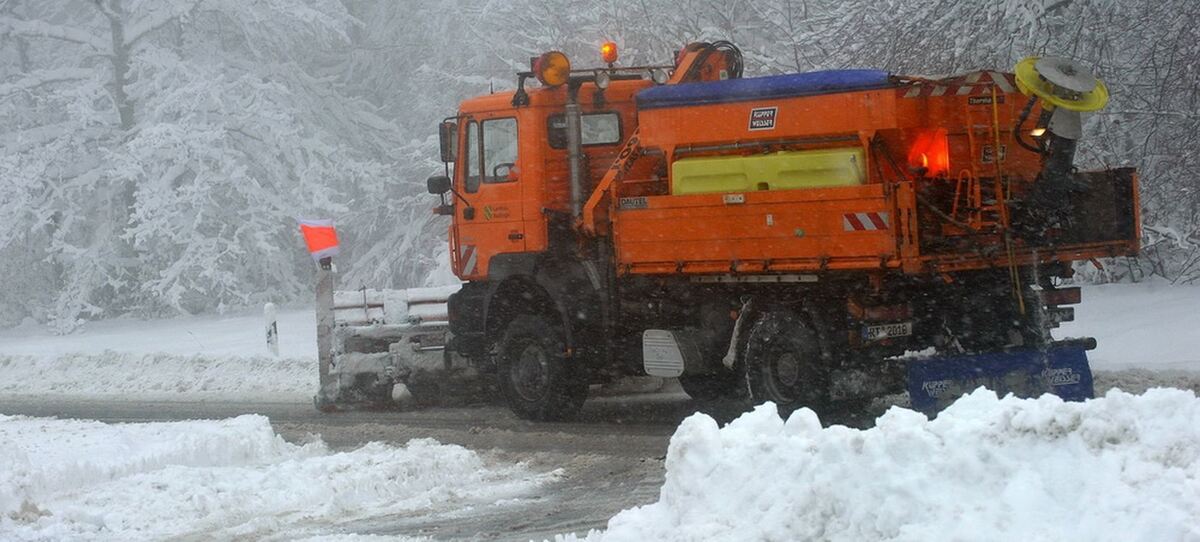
[600,41,618,65]
[534,51,571,87]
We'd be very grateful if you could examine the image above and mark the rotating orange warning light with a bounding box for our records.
[600,41,618,65]
[907,129,950,177]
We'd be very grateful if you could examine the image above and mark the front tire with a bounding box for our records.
[496,314,587,421]
[743,311,831,416]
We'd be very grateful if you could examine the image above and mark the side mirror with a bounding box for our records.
[438,121,457,163]
[427,175,451,195]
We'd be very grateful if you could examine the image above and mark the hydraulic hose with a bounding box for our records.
[1013,95,1042,154]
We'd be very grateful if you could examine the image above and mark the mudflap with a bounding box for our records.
[906,342,1095,415]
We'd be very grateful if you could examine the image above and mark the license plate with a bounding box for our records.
[864,321,913,341]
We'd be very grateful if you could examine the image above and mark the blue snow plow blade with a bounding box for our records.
[906,343,1095,415]
[636,69,893,109]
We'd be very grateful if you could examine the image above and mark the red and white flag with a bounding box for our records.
[298,218,339,261]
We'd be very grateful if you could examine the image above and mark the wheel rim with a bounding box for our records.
[511,342,550,402]
[765,348,800,403]
[763,344,823,406]
[774,352,801,388]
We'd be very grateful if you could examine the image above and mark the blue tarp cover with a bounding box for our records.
[636,69,893,109]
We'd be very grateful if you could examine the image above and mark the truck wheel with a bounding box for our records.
[743,311,831,415]
[679,372,744,401]
[496,314,587,421]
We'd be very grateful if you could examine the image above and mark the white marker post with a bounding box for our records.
[264,302,279,357]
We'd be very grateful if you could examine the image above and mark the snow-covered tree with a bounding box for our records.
[0,0,395,329]
[2,0,1197,330]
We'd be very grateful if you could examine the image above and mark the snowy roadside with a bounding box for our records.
[0,414,552,541]
[0,307,317,359]
[559,388,1200,542]
[1056,282,1200,372]
[0,352,315,402]
[0,307,317,401]
[0,283,1196,402]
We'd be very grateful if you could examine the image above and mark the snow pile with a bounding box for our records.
[568,388,1200,542]
[0,352,315,401]
[0,415,546,540]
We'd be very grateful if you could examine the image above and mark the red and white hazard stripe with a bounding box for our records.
[843,212,890,231]
[900,71,1016,98]
[459,244,478,275]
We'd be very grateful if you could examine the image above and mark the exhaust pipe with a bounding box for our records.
[566,87,585,220]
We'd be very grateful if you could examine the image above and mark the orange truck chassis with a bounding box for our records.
[418,42,1138,420]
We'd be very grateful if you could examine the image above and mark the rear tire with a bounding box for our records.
[743,311,831,416]
[496,314,587,421]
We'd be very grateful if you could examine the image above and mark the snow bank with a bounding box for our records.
[0,414,545,540]
[0,306,317,358]
[0,352,314,401]
[0,306,320,401]
[567,389,1200,542]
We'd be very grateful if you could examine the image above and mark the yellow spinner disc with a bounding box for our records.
[1014,56,1109,112]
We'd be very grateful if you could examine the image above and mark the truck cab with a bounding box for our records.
[442,75,650,280]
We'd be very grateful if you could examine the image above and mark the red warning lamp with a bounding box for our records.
[907,129,950,177]
[600,41,618,65]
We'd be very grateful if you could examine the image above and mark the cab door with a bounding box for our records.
[454,114,525,280]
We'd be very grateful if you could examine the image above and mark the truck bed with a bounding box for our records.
[613,183,896,275]
[611,168,1139,277]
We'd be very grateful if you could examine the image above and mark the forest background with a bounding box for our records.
[2,0,1196,330]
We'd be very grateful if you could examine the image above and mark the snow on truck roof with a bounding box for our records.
[635,69,893,109]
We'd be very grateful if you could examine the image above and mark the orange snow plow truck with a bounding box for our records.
[418,42,1138,420]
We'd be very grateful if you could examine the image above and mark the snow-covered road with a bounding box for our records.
[2,282,1199,541]
[2,388,1198,541]
[0,396,677,541]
